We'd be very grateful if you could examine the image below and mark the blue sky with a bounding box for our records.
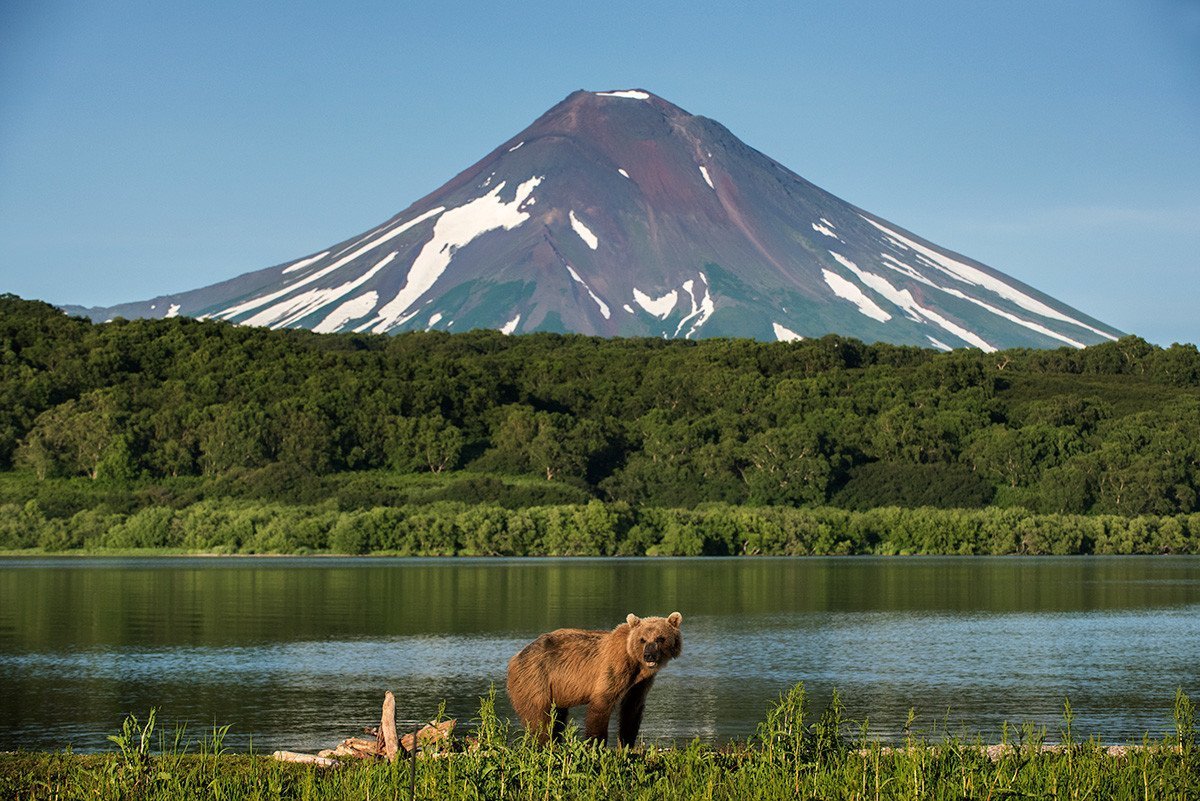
[2,0,1197,345]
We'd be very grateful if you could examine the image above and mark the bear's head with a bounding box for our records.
[624,612,683,671]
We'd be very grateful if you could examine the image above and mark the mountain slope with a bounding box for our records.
[63,89,1122,350]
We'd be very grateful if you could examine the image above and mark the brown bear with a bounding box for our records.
[506,612,683,746]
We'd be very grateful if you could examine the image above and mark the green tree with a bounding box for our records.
[388,415,465,473]
[528,413,603,481]
[271,400,334,473]
[14,391,121,479]
[1081,406,1200,515]
[1151,343,1200,387]
[741,424,844,506]
[196,403,268,475]
[965,424,1081,488]
[95,435,138,483]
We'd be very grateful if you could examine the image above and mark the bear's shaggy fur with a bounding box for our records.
[506,612,683,746]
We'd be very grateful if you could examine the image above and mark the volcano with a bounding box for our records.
[64,89,1122,350]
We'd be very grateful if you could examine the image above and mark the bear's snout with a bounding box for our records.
[642,642,660,664]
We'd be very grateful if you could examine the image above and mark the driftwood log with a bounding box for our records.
[272,692,457,768]
[402,719,455,752]
[322,737,383,760]
[380,691,400,762]
[271,751,339,768]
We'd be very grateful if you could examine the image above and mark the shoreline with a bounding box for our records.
[5,496,1198,557]
[4,549,1200,560]
[3,546,1200,559]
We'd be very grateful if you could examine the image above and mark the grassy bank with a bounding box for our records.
[3,687,1197,800]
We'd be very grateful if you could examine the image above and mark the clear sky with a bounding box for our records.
[1,0,1197,345]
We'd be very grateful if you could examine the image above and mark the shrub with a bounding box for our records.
[105,506,177,548]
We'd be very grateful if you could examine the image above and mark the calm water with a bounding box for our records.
[1,556,1198,752]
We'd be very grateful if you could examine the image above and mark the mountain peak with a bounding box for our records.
[518,88,688,141]
[63,91,1123,349]
[592,88,654,99]
[580,88,685,113]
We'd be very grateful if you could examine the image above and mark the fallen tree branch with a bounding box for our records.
[402,719,456,753]
[271,751,339,768]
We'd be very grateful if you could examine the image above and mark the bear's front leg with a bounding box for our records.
[583,701,615,744]
[617,677,655,747]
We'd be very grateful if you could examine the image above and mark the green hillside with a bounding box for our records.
[2,294,1198,541]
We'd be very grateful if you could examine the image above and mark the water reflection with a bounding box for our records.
[1,556,1198,751]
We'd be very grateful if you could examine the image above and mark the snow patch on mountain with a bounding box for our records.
[500,314,521,335]
[937,285,1086,348]
[508,141,524,152]
[699,165,714,189]
[811,222,839,240]
[428,312,443,328]
[596,90,650,100]
[830,252,920,322]
[926,336,953,352]
[821,269,892,323]
[672,275,716,338]
[879,253,935,285]
[566,264,611,319]
[216,207,443,322]
[314,291,378,334]
[633,288,679,319]
[844,248,1084,348]
[367,177,542,333]
[861,216,1116,342]
[166,304,180,318]
[330,216,401,261]
[618,168,630,178]
[829,251,995,352]
[281,251,330,275]
[569,210,599,250]
[690,278,715,337]
[773,322,803,342]
[914,308,994,352]
[244,251,397,329]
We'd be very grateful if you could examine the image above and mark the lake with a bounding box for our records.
[1,556,1198,752]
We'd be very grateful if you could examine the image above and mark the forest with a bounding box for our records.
[1,293,1199,553]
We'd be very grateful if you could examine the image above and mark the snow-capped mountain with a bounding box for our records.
[63,89,1122,350]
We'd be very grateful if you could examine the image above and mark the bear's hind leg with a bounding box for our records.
[551,706,568,742]
[511,688,557,745]
[524,705,560,745]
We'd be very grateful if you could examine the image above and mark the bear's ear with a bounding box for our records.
[667,612,683,628]
[626,613,641,627]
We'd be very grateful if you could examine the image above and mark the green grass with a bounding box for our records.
[3,686,1197,800]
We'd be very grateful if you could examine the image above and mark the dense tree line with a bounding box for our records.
[2,497,1197,556]
[2,293,1199,518]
